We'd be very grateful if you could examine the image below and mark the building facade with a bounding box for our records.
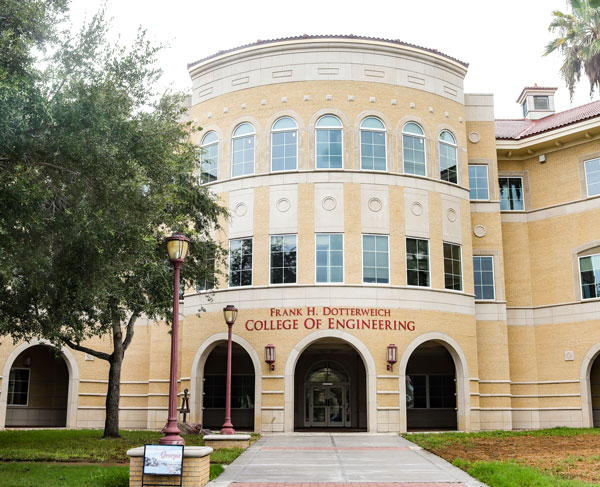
[2,36,600,433]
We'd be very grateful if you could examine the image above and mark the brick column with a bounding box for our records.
[127,446,213,487]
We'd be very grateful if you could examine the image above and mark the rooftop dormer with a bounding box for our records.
[516,84,557,120]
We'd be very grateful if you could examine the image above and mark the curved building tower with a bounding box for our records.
[182,36,506,433]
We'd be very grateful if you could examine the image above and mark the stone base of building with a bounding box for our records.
[203,434,251,449]
[127,446,213,487]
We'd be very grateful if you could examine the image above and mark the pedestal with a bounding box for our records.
[202,434,251,449]
[127,446,213,487]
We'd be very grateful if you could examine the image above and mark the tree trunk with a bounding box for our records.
[103,354,122,438]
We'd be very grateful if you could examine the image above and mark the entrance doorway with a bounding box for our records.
[591,354,600,427]
[405,341,457,431]
[5,345,68,427]
[294,339,366,430]
[202,342,255,430]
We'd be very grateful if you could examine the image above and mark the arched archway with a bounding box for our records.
[580,343,600,427]
[399,333,470,432]
[190,333,261,432]
[284,330,377,432]
[0,340,80,428]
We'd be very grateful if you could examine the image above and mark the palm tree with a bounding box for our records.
[545,0,600,100]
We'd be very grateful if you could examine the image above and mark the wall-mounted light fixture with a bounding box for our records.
[22,356,32,367]
[265,344,276,371]
[386,344,398,371]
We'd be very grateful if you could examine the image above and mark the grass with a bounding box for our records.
[452,459,599,487]
[0,429,251,486]
[403,427,600,451]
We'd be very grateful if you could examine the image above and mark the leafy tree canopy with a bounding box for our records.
[545,0,600,100]
[0,0,226,437]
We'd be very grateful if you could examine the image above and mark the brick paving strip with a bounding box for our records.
[234,483,467,487]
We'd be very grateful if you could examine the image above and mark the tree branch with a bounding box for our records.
[63,338,111,361]
[122,311,139,352]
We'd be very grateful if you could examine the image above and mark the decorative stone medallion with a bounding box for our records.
[368,197,383,212]
[234,202,247,217]
[410,202,423,216]
[276,198,291,213]
[473,224,487,238]
[468,131,481,144]
[564,351,574,361]
[447,208,457,222]
[322,196,337,211]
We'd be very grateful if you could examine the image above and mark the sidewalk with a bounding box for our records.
[208,433,487,487]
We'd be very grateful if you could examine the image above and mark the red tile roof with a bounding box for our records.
[187,35,469,69]
[496,100,600,140]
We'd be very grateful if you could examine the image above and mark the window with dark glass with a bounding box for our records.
[315,115,343,169]
[362,235,389,284]
[360,117,386,171]
[271,117,297,171]
[270,234,297,284]
[200,131,218,183]
[406,238,429,287]
[473,256,495,300]
[203,374,254,409]
[499,177,524,210]
[468,165,489,200]
[439,130,457,183]
[580,254,600,299]
[7,368,29,405]
[403,122,426,176]
[406,375,455,409]
[229,238,252,287]
[443,243,462,291]
[195,245,216,292]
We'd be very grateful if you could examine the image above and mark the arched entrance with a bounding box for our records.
[591,357,600,427]
[293,339,367,431]
[201,342,255,431]
[3,345,69,427]
[581,343,600,427]
[399,333,470,432]
[405,341,457,430]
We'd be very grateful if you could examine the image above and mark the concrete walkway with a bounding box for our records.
[208,433,486,487]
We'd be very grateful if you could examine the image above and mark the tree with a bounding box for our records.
[545,0,600,100]
[0,1,227,437]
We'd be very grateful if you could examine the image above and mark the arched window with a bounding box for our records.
[360,117,386,171]
[315,115,343,169]
[439,130,457,183]
[200,131,218,183]
[271,117,298,171]
[403,122,426,176]
[232,123,255,177]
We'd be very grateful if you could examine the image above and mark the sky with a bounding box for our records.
[67,0,597,119]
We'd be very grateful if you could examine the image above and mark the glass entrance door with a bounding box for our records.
[307,385,349,427]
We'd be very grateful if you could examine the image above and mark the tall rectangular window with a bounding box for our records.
[406,238,429,287]
[270,235,297,284]
[195,245,216,292]
[585,158,600,197]
[443,243,462,291]
[229,238,252,287]
[316,234,343,283]
[580,253,600,299]
[468,165,489,200]
[362,235,389,284]
[8,368,29,406]
[272,117,298,171]
[499,177,524,210]
[473,256,495,300]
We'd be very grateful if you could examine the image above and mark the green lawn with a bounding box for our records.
[404,428,600,487]
[0,429,248,486]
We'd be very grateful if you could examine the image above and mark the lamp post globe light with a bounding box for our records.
[221,304,238,435]
[159,232,190,445]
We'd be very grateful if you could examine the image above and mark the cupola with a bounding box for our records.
[516,84,557,120]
